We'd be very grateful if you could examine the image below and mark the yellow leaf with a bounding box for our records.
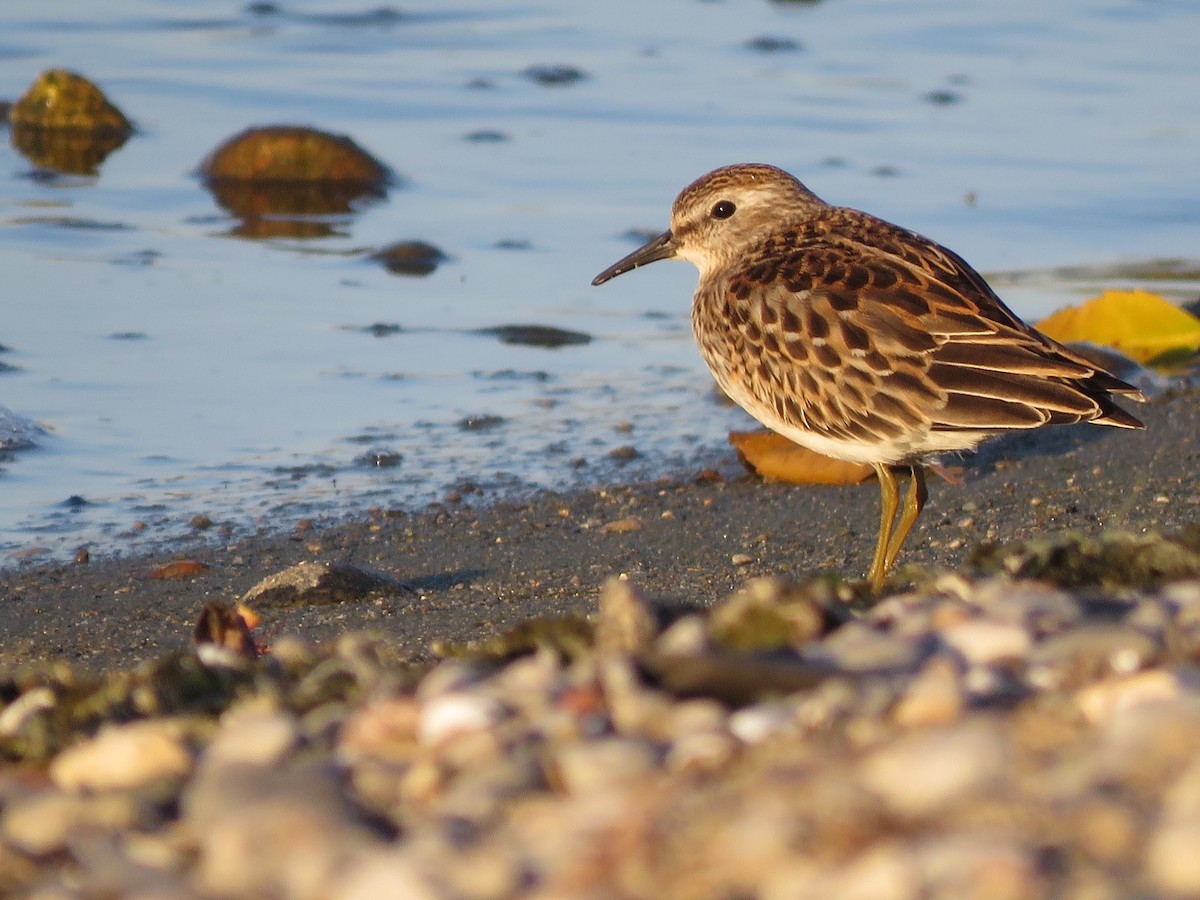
[729,431,873,485]
[1037,289,1200,365]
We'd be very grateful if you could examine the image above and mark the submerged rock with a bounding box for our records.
[8,69,133,174]
[0,404,43,452]
[473,324,592,348]
[197,125,394,235]
[198,125,390,186]
[368,240,449,277]
[9,69,132,132]
[521,64,588,86]
[744,35,803,53]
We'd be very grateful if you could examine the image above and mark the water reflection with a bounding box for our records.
[9,123,129,176]
[203,180,387,238]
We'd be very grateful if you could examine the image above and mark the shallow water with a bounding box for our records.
[1,0,1198,563]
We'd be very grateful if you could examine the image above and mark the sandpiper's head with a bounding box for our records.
[592,163,825,285]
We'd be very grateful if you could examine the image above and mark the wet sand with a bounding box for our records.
[1,385,1194,673]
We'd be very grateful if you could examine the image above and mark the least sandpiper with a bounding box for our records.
[592,163,1144,589]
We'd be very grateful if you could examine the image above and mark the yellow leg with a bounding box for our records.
[867,464,899,590]
[883,465,927,573]
[866,464,928,591]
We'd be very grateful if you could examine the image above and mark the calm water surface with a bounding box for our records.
[1,0,1198,562]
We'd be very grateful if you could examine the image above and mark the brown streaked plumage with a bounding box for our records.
[592,163,1144,589]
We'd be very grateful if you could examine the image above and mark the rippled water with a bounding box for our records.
[1,0,1198,562]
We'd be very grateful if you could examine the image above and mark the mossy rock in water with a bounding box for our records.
[9,69,133,132]
[10,125,131,175]
[207,180,383,237]
[970,527,1200,589]
[8,69,133,174]
[198,125,391,186]
[198,126,393,230]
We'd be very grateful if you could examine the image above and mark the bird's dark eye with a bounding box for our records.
[711,200,736,220]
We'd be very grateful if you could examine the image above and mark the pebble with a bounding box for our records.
[337,697,420,765]
[938,618,1032,665]
[183,763,383,899]
[602,516,643,534]
[667,697,729,736]
[417,692,507,747]
[552,737,658,794]
[1075,667,1190,724]
[1093,696,1200,790]
[1147,821,1200,895]
[2,790,145,857]
[332,851,440,900]
[711,576,832,649]
[1027,624,1160,690]
[909,833,1037,900]
[416,658,491,699]
[964,578,1083,631]
[1161,757,1200,821]
[892,655,965,727]
[600,656,676,736]
[807,620,930,673]
[595,576,658,655]
[728,700,796,744]
[764,846,921,900]
[857,719,1008,818]
[0,686,55,737]
[50,721,192,792]
[201,706,300,770]
[1163,579,1200,612]
[655,614,712,656]
[241,560,400,607]
[665,729,738,773]
[7,551,1200,896]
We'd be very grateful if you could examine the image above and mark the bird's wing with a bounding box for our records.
[718,214,1143,443]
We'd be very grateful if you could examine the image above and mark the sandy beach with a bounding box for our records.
[0,385,1194,672]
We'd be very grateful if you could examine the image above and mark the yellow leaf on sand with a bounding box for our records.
[729,431,873,485]
[1037,289,1200,365]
